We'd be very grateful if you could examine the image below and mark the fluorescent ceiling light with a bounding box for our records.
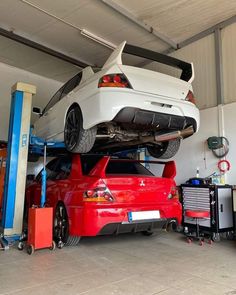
[81,29,116,49]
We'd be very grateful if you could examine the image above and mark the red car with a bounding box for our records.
[25,155,182,248]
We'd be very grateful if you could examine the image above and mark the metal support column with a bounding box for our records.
[214,28,224,106]
[0,83,36,248]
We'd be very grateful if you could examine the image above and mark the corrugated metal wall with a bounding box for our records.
[171,35,217,109]
[145,34,217,109]
[222,22,236,104]
[145,22,236,110]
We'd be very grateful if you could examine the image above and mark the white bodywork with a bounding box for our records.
[33,41,200,142]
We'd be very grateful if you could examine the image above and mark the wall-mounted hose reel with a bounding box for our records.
[207,136,229,158]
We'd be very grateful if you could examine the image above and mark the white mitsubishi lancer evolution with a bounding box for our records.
[33,41,199,159]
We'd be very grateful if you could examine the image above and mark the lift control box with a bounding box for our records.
[28,207,53,251]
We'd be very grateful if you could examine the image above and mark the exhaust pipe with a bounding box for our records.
[164,219,177,232]
[97,126,194,150]
[154,126,194,143]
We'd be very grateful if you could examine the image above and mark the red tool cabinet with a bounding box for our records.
[27,207,55,254]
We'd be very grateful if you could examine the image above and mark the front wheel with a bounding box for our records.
[64,106,96,153]
[147,139,181,159]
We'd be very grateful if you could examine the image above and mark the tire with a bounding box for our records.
[54,203,80,248]
[64,106,97,153]
[66,235,81,246]
[147,139,181,159]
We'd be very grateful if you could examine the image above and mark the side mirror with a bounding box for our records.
[32,107,42,115]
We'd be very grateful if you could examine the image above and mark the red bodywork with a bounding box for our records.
[25,155,182,237]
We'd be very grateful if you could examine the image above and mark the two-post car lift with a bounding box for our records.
[0,82,143,250]
[0,82,65,250]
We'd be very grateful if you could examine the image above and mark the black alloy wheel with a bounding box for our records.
[64,107,80,151]
[54,203,69,248]
[64,106,97,153]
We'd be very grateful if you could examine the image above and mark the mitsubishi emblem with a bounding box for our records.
[140,180,145,187]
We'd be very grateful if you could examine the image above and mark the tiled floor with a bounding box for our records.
[1,232,236,295]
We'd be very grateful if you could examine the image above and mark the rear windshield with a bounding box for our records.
[106,161,154,176]
[80,155,102,175]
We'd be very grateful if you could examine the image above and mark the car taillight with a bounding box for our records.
[168,186,179,200]
[185,90,196,105]
[83,181,114,202]
[98,74,132,88]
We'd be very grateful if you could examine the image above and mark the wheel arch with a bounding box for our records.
[64,102,84,128]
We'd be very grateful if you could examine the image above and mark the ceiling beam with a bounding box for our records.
[102,0,177,49]
[139,15,236,67]
[0,27,91,69]
[162,14,236,55]
[178,14,236,50]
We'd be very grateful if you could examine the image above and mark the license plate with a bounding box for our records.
[128,210,160,222]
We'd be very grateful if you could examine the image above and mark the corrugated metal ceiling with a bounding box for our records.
[117,0,236,42]
[0,0,235,81]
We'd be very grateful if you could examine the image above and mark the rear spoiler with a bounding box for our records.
[89,157,176,179]
[123,44,194,83]
[110,159,176,179]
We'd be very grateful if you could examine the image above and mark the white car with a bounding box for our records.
[33,41,199,159]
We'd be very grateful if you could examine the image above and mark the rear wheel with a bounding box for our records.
[66,235,81,246]
[147,139,181,159]
[54,203,69,248]
[54,203,80,248]
[64,106,97,153]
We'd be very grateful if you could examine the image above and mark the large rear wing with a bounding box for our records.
[123,44,194,83]
[89,156,176,179]
[111,159,176,179]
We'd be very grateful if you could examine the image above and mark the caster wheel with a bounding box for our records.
[57,240,64,249]
[27,244,34,255]
[18,241,24,251]
[199,240,204,246]
[212,233,220,242]
[187,238,192,244]
[226,231,234,240]
[50,241,56,251]
[208,239,213,245]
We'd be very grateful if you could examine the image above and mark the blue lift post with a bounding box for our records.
[0,83,36,249]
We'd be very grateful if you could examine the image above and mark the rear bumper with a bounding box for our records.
[113,107,197,132]
[68,202,182,237]
[80,88,200,131]
[98,218,174,235]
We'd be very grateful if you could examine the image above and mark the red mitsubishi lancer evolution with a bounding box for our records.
[25,154,182,248]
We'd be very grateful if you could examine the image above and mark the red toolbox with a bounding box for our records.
[27,207,55,254]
